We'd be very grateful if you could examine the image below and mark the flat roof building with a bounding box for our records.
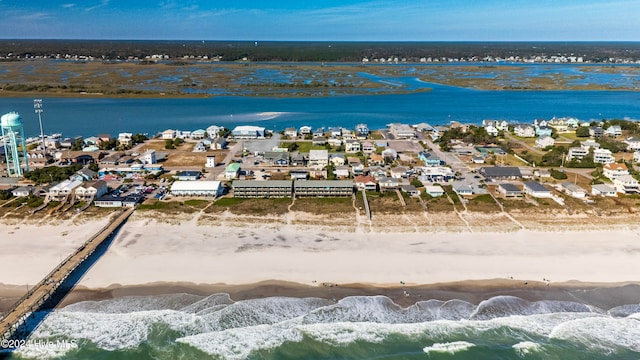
[294,180,354,197]
[233,180,293,198]
[170,180,222,197]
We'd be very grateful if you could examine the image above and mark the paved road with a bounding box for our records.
[423,139,470,173]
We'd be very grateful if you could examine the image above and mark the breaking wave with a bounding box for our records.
[15,293,640,359]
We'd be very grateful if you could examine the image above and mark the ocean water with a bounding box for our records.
[0,69,639,138]
[7,293,640,359]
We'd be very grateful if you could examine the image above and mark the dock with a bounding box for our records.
[0,207,135,342]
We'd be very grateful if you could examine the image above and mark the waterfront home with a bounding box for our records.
[354,175,377,191]
[605,126,622,137]
[624,137,640,151]
[118,133,133,147]
[453,183,474,196]
[293,180,354,197]
[11,186,33,197]
[484,125,499,137]
[191,129,206,139]
[330,154,346,167]
[390,166,409,179]
[378,176,400,192]
[479,166,522,180]
[591,183,617,197]
[603,163,629,180]
[388,123,415,139]
[613,175,640,194]
[206,125,223,139]
[513,124,535,138]
[162,129,176,140]
[561,182,587,198]
[225,163,241,180]
[482,120,509,131]
[418,166,455,183]
[497,183,522,197]
[284,128,298,138]
[94,196,123,208]
[523,181,552,198]
[345,140,361,153]
[75,180,108,201]
[313,128,325,138]
[533,119,548,127]
[333,166,350,179]
[231,125,265,139]
[401,184,420,197]
[174,171,201,181]
[299,126,312,135]
[593,149,615,164]
[329,127,342,138]
[49,179,83,201]
[424,185,445,197]
[535,126,553,137]
[535,136,555,149]
[233,180,292,198]
[309,150,329,169]
[170,180,222,197]
[355,124,369,138]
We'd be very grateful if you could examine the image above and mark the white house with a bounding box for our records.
[523,181,552,198]
[141,149,156,164]
[345,140,361,153]
[605,126,622,137]
[603,163,629,180]
[613,175,640,194]
[75,180,108,201]
[11,186,33,197]
[299,126,312,135]
[593,149,615,164]
[170,180,222,197]
[561,182,586,198]
[567,147,589,161]
[484,125,499,137]
[161,129,176,140]
[118,133,133,147]
[224,163,241,180]
[624,137,640,151]
[49,179,83,201]
[390,166,409,179]
[205,156,216,168]
[535,135,555,149]
[424,185,445,197]
[284,127,298,138]
[206,125,223,139]
[591,183,617,197]
[513,124,535,138]
[581,139,600,149]
[333,166,350,178]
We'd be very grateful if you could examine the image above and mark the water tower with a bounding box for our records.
[1,112,29,177]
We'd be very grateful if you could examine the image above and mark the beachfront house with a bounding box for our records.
[605,126,622,137]
[497,183,522,197]
[513,124,535,138]
[49,179,83,201]
[329,127,342,138]
[523,181,552,198]
[299,126,312,135]
[162,129,176,139]
[378,176,400,192]
[206,125,223,139]
[231,125,265,139]
[613,175,640,194]
[388,123,415,139]
[75,180,108,202]
[561,182,587,198]
[284,127,298,138]
[11,186,33,197]
[624,137,640,151]
[603,163,629,180]
[118,133,133,147]
[591,183,617,197]
[401,185,421,197]
[356,124,369,138]
[424,185,445,197]
[453,183,474,196]
[170,180,222,197]
[354,175,377,191]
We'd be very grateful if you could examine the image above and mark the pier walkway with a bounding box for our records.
[0,208,135,341]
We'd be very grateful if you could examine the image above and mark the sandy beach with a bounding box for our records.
[2,210,640,312]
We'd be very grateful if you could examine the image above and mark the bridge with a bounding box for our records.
[0,207,135,342]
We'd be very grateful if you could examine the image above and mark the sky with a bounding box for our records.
[0,0,638,41]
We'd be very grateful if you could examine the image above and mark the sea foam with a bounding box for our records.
[423,341,475,354]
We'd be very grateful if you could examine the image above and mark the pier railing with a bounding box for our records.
[0,207,135,341]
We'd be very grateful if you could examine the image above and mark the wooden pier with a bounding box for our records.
[0,208,135,341]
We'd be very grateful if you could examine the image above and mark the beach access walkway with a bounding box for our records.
[0,207,135,342]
